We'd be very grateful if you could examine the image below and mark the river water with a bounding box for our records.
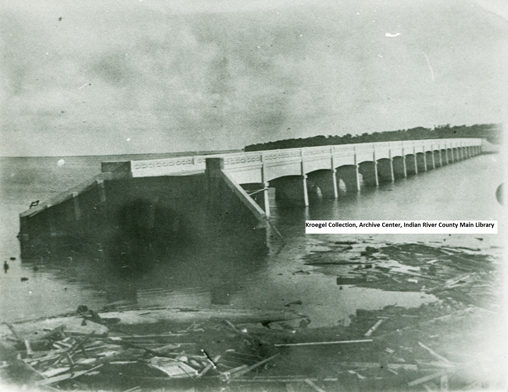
[0,152,504,327]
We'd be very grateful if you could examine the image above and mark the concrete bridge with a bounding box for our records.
[18,138,482,261]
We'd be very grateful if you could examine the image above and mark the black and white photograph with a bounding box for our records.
[0,1,506,391]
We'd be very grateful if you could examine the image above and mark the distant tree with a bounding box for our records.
[243,123,501,151]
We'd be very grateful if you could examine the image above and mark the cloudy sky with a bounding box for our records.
[1,0,507,156]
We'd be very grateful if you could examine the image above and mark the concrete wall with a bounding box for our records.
[19,164,268,263]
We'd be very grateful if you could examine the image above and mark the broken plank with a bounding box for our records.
[305,379,327,392]
[231,353,280,378]
[418,342,452,364]
[408,370,452,387]
[229,377,339,383]
[197,355,221,378]
[275,339,372,347]
[35,365,104,386]
[338,362,418,371]
[364,319,385,337]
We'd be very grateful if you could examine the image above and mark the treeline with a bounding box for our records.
[244,123,502,152]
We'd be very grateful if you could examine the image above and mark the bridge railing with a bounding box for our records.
[119,138,482,177]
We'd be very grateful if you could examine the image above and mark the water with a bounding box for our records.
[0,153,504,327]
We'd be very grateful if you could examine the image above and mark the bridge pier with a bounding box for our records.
[308,170,338,199]
[272,176,311,207]
[427,151,436,169]
[336,165,361,193]
[242,183,270,217]
[406,154,417,175]
[434,150,442,167]
[358,162,379,187]
[416,153,427,172]
[392,156,407,179]
[377,159,394,183]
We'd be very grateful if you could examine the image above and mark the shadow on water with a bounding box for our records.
[20,211,269,310]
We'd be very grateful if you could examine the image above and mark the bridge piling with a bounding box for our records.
[302,175,310,206]
[332,170,339,198]
[392,157,407,179]
[263,182,271,217]
[377,159,394,183]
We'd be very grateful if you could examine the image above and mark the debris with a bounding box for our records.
[148,357,198,378]
[35,365,104,386]
[364,319,385,337]
[336,276,367,285]
[0,238,500,391]
[408,370,452,387]
[197,354,221,378]
[305,378,327,392]
[418,342,452,364]
[338,362,418,371]
[274,339,373,347]
[229,353,280,378]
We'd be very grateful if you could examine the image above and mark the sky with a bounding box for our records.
[1,0,507,156]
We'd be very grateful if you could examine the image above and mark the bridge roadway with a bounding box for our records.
[104,138,482,217]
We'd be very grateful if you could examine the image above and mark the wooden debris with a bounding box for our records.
[305,378,327,392]
[197,355,221,378]
[5,323,25,342]
[364,319,385,337]
[230,353,280,378]
[35,364,104,386]
[148,357,198,379]
[408,370,452,387]
[338,362,418,371]
[275,339,372,347]
[418,342,452,364]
